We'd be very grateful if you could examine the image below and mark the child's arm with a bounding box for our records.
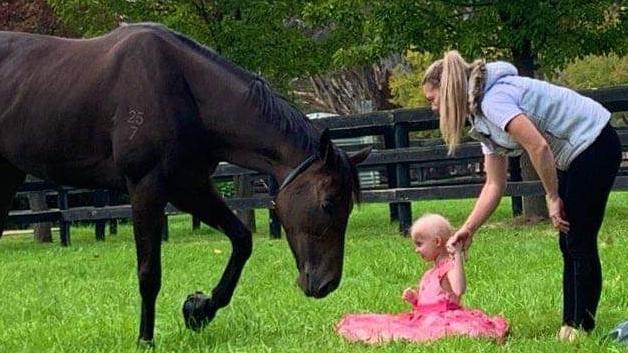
[446,244,466,297]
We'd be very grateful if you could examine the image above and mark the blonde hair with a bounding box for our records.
[410,213,453,243]
[423,50,471,155]
[422,59,443,88]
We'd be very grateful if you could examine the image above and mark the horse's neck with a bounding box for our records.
[218,137,310,183]
[181,58,312,181]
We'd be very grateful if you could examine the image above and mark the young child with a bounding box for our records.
[336,213,509,344]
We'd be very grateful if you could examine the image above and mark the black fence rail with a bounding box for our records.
[7,85,628,244]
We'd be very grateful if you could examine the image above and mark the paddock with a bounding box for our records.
[1,194,626,352]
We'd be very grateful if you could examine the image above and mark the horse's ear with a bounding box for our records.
[349,146,372,166]
[319,128,335,164]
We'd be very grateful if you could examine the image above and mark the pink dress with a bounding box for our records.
[336,258,509,344]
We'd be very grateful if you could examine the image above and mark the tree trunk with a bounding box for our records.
[511,38,549,220]
[520,153,548,220]
[292,53,402,114]
[28,191,52,243]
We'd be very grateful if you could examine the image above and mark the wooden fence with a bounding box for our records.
[6,85,628,244]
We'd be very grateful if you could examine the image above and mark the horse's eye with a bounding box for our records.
[321,200,333,213]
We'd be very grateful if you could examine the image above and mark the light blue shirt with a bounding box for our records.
[470,62,611,170]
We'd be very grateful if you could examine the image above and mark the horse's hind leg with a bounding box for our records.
[0,157,26,237]
[167,177,252,330]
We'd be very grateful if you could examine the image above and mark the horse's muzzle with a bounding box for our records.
[299,274,340,298]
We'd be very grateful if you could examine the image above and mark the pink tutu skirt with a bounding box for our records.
[336,302,509,344]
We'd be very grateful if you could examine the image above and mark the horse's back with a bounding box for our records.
[0,28,154,188]
[0,25,204,189]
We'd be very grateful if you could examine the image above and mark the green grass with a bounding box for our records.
[0,193,627,353]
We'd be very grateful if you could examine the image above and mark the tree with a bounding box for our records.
[388,50,438,108]
[1,0,71,35]
[292,53,402,114]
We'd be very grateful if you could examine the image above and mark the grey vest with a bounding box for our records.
[469,66,610,171]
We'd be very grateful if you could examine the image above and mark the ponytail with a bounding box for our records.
[439,50,470,155]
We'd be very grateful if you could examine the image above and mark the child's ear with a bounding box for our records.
[434,237,442,246]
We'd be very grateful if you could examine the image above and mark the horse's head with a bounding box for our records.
[274,130,371,298]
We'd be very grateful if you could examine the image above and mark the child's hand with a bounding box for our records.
[402,288,417,305]
[450,240,468,262]
[452,240,464,253]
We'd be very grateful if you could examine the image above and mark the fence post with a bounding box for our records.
[394,122,412,235]
[233,174,256,232]
[268,177,281,239]
[57,187,70,246]
[161,214,169,241]
[192,216,201,230]
[28,190,52,242]
[108,190,117,235]
[383,128,399,222]
[509,156,523,216]
[94,189,108,241]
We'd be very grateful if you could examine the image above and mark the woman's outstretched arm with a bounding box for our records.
[447,153,508,254]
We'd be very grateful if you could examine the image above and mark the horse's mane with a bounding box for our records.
[123,23,362,201]
[245,78,321,154]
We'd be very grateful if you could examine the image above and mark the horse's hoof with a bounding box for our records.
[183,291,216,331]
[137,338,155,349]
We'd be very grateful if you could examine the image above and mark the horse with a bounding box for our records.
[0,22,371,344]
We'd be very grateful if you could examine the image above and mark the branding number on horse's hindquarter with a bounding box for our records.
[128,109,145,140]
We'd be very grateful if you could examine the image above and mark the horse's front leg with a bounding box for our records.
[127,172,168,345]
[169,186,252,330]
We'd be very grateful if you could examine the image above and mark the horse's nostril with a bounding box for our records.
[315,279,339,298]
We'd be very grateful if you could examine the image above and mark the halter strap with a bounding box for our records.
[278,155,318,192]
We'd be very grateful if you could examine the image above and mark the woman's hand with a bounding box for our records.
[547,194,570,233]
[447,226,473,257]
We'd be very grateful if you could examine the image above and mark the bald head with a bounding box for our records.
[410,213,453,243]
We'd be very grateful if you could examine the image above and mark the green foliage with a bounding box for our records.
[0,194,627,352]
[303,1,628,72]
[388,50,436,108]
[215,180,234,198]
[47,1,320,92]
[302,1,443,67]
[552,53,628,89]
[46,1,627,99]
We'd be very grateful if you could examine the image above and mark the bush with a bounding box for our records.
[551,53,628,89]
[388,50,436,108]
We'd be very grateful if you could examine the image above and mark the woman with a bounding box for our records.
[422,50,622,342]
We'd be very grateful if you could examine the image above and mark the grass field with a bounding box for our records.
[0,193,626,353]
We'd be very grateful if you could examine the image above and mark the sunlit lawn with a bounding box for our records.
[0,193,626,352]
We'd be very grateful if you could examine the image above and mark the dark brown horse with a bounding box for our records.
[0,23,370,344]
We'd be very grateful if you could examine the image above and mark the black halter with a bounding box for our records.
[278,155,318,192]
[270,155,318,209]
